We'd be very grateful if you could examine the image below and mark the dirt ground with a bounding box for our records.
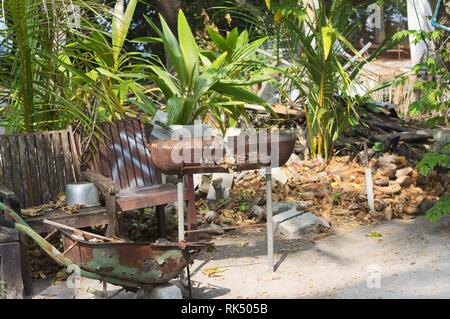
[33,215,450,299]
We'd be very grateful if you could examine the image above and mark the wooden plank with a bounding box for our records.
[98,123,119,184]
[8,136,25,206]
[97,131,112,178]
[18,135,32,208]
[372,131,433,143]
[52,132,65,195]
[117,120,138,188]
[42,133,58,202]
[105,193,117,237]
[68,127,81,181]
[105,123,129,189]
[123,119,143,187]
[73,130,89,171]
[25,206,108,234]
[116,184,181,211]
[136,119,158,184]
[25,134,42,206]
[43,219,115,241]
[130,119,152,186]
[83,169,119,194]
[60,131,75,184]
[0,137,13,192]
[35,134,52,204]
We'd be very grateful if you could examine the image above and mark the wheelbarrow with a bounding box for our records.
[0,202,209,294]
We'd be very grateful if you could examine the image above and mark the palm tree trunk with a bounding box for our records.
[154,0,185,36]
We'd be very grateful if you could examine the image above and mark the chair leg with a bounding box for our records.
[155,205,167,238]
[105,194,118,237]
[18,234,33,297]
[0,242,23,299]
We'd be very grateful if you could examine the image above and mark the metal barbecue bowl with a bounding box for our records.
[66,182,100,207]
[149,130,296,175]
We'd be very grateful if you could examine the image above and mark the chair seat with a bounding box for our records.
[25,206,108,234]
[116,184,192,212]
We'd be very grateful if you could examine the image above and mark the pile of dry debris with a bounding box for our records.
[196,152,448,230]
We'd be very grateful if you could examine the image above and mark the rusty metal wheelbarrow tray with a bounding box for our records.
[60,228,206,285]
[0,202,209,289]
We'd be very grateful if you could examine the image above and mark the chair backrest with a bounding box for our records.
[82,118,160,191]
[0,128,81,208]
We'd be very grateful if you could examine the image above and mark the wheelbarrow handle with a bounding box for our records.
[0,217,16,229]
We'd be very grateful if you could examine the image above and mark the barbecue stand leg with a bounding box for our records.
[177,180,185,242]
[265,167,274,272]
[177,180,187,286]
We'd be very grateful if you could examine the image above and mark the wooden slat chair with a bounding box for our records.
[81,118,197,238]
[0,128,109,297]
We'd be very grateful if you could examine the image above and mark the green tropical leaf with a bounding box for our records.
[147,65,180,98]
[322,25,334,60]
[212,83,268,107]
[207,28,228,52]
[167,96,185,124]
[131,37,162,43]
[111,0,137,66]
[148,13,189,90]
[177,10,200,84]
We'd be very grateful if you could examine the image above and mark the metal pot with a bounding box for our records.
[66,182,100,207]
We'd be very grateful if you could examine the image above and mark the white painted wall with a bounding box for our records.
[407,0,435,65]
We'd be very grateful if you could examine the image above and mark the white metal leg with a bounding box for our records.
[177,180,187,285]
[177,181,185,241]
[265,167,274,272]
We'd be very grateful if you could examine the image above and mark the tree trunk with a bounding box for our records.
[154,0,185,36]
[154,0,185,68]
[196,0,208,13]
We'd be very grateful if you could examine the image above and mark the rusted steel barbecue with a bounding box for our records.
[0,202,209,290]
[149,129,296,272]
[149,130,296,175]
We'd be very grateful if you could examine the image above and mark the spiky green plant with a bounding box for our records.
[263,0,397,160]
[60,0,150,123]
[0,0,106,132]
[140,10,272,131]
[0,0,148,134]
